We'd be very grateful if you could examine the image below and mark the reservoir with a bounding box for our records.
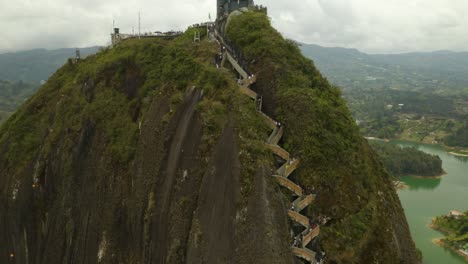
[395,141,468,264]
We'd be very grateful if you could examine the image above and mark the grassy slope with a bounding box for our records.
[0,28,243,176]
[0,28,284,263]
[1,13,421,263]
[226,11,421,263]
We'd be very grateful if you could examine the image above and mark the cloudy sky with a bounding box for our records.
[1,0,467,54]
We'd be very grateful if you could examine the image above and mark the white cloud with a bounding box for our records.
[0,0,467,53]
[0,0,216,52]
[257,0,468,53]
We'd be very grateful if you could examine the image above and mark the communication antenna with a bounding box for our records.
[75,49,81,60]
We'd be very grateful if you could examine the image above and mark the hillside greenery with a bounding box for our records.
[0,27,258,172]
[369,141,444,177]
[432,211,468,253]
[226,10,420,263]
[0,27,283,263]
[0,12,421,263]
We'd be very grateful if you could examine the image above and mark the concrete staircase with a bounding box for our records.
[214,32,324,264]
[267,126,284,145]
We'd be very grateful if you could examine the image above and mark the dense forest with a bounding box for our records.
[370,141,444,177]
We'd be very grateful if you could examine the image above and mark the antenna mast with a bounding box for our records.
[138,12,141,39]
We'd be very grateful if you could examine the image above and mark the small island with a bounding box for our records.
[369,141,445,178]
[430,210,468,261]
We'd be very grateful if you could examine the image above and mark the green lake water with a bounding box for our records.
[395,141,468,264]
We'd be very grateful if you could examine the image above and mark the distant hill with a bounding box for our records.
[300,44,468,91]
[0,80,38,123]
[0,47,100,83]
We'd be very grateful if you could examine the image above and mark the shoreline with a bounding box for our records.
[407,170,447,179]
[432,238,468,261]
[364,136,390,142]
[429,223,468,261]
[449,151,468,157]
[394,181,409,190]
[366,136,468,159]
[365,136,468,154]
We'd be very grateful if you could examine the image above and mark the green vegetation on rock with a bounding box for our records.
[0,11,421,264]
[226,10,421,263]
[0,26,293,263]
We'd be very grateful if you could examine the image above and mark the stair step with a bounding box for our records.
[284,159,300,178]
[293,194,316,212]
[302,227,320,248]
[288,210,311,228]
[273,175,303,196]
[239,85,257,99]
[291,247,317,264]
[225,51,248,79]
[261,113,277,130]
[266,144,290,161]
[267,126,284,145]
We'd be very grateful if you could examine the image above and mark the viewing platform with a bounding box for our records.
[111,28,183,45]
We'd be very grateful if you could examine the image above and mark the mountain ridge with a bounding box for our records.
[300,43,468,91]
[0,47,100,83]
